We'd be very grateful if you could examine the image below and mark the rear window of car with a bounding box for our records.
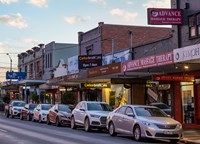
[29,104,37,110]
[87,103,111,111]
[135,107,167,117]
[13,102,25,107]
[41,105,51,110]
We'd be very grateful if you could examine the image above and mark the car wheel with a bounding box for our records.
[5,111,9,118]
[133,125,141,141]
[109,122,117,136]
[32,115,35,122]
[38,115,42,123]
[27,114,30,121]
[84,117,91,132]
[20,113,23,120]
[46,115,51,125]
[11,111,14,118]
[71,116,76,129]
[170,139,179,144]
[56,117,61,127]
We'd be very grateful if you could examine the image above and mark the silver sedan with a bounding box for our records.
[106,105,182,143]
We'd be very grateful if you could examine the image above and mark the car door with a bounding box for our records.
[48,105,54,122]
[53,105,58,123]
[79,102,86,124]
[73,102,81,123]
[114,106,126,133]
[24,104,29,118]
[123,106,136,134]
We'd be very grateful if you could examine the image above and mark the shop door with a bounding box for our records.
[181,82,195,124]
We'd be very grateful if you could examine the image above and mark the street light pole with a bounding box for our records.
[6,53,12,72]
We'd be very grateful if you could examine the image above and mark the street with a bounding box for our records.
[0,115,184,144]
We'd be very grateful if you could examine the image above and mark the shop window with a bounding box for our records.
[181,82,194,124]
[86,45,93,55]
[188,16,196,38]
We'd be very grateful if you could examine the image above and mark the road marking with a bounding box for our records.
[0,129,7,133]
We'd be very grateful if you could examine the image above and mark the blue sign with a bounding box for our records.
[6,72,27,80]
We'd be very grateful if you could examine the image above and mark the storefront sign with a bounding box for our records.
[78,54,102,69]
[88,62,122,78]
[153,75,195,82]
[111,78,146,84]
[173,43,200,62]
[147,8,182,25]
[122,52,173,72]
[81,83,111,88]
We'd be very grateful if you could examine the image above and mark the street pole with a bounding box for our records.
[6,53,12,72]
[129,31,134,60]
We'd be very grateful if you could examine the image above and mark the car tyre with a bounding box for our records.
[5,111,9,118]
[84,117,91,132]
[38,115,42,123]
[32,115,35,122]
[109,122,117,136]
[170,139,179,144]
[27,114,30,121]
[133,125,141,141]
[56,117,61,127]
[46,115,51,125]
[20,113,23,120]
[71,116,76,129]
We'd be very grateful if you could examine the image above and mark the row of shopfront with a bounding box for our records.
[1,43,200,128]
[37,42,200,128]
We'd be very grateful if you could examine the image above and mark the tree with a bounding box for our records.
[31,92,39,103]
[61,91,76,105]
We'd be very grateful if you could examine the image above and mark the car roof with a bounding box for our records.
[122,104,157,108]
[12,100,25,103]
[81,101,107,104]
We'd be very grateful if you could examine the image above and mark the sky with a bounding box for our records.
[0,0,170,82]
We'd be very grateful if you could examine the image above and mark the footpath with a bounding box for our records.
[181,128,200,144]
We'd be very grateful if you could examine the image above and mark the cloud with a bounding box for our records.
[0,13,28,29]
[19,38,38,45]
[127,0,133,5]
[88,0,106,6]
[27,0,48,7]
[110,8,138,22]
[64,16,91,24]
[142,0,170,8]
[0,42,9,53]
[0,0,18,4]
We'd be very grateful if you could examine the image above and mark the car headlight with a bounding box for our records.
[142,121,152,126]
[176,124,182,129]
[90,114,101,118]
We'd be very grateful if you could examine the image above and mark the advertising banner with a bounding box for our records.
[148,8,182,25]
[78,54,102,69]
[122,52,173,72]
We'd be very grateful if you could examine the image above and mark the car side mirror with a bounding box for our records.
[80,108,85,111]
[55,109,58,113]
[127,113,135,117]
[37,109,40,111]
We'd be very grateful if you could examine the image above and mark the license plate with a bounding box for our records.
[164,131,173,135]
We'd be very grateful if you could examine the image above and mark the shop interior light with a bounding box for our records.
[184,65,189,69]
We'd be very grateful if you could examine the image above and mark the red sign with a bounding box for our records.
[148,8,182,25]
[122,52,173,72]
[154,75,195,82]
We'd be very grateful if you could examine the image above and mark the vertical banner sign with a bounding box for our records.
[147,8,182,25]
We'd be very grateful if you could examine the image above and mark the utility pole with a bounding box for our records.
[6,53,12,72]
[129,31,134,60]
[111,37,115,63]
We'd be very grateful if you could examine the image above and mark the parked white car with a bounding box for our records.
[106,105,182,143]
[32,104,52,123]
[5,100,26,118]
[71,101,112,132]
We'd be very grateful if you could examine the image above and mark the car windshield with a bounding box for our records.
[58,105,71,113]
[87,103,111,111]
[135,107,167,117]
[153,104,170,109]
[29,104,37,110]
[13,102,25,107]
[41,105,51,110]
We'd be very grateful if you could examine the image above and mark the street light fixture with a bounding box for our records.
[6,53,12,72]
